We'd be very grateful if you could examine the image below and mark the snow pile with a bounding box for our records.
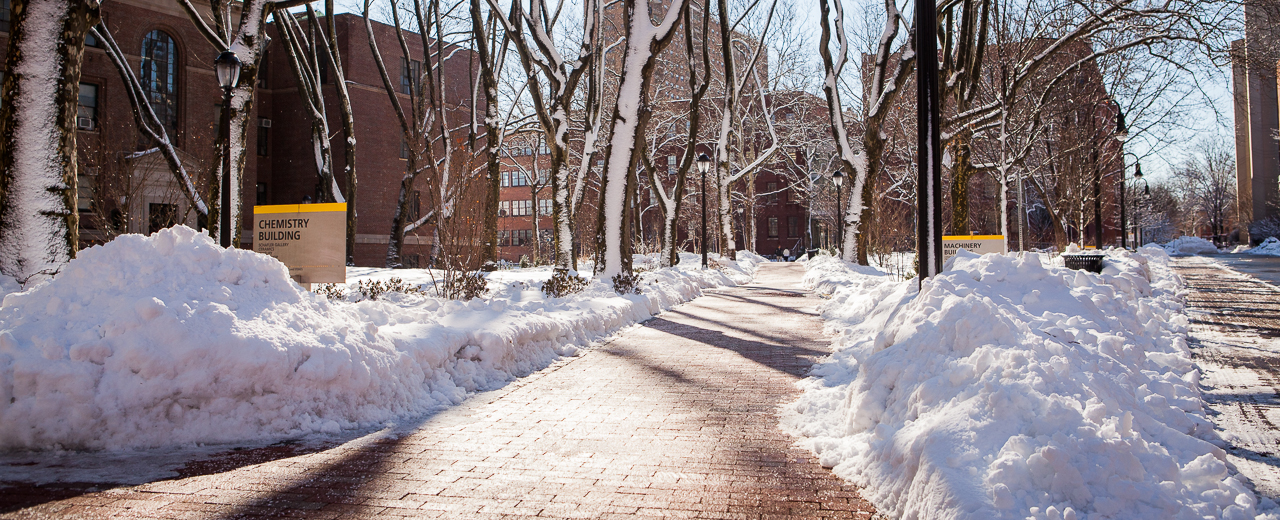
[1162,236,1220,256]
[786,250,1260,519]
[1246,237,1280,256]
[0,226,742,451]
[0,275,19,301]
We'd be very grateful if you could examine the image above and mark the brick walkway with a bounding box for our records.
[1173,257,1280,499]
[2,263,875,519]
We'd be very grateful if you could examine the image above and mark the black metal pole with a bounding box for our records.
[1093,148,1102,250]
[220,86,233,248]
[701,167,708,268]
[836,184,843,253]
[1120,160,1127,249]
[916,0,942,287]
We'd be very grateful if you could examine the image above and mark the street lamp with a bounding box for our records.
[697,153,712,268]
[1133,161,1149,246]
[832,170,844,254]
[215,50,242,248]
[1114,107,1129,248]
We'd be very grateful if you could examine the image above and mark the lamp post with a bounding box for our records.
[832,170,844,253]
[697,153,712,268]
[1134,162,1148,246]
[1114,108,1129,248]
[215,50,242,248]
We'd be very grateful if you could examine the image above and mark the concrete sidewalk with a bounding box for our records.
[1173,257,1280,500]
[2,263,874,519]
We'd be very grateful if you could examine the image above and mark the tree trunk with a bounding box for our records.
[949,139,974,235]
[471,0,500,270]
[594,0,685,278]
[0,0,101,283]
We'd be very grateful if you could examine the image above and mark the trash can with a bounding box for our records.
[1062,253,1105,274]
[807,248,819,259]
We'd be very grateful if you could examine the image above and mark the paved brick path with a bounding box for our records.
[2,263,875,519]
[1173,257,1280,499]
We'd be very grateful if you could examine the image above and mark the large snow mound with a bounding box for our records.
[786,251,1259,519]
[1247,237,1280,256]
[0,226,738,451]
[1162,236,1220,256]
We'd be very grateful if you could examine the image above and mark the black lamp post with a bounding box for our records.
[1134,162,1148,246]
[215,50,242,248]
[697,153,712,268]
[832,170,844,253]
[1114,108,1129,248]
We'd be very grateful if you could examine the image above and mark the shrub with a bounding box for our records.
[439,270,488,300]
[314,283,346,301]
[611,271,642,295]
[356,277,425,301]
[542,268,589,298]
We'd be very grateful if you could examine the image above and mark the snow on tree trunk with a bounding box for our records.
[0,0,100,284]
[594,0,685,279]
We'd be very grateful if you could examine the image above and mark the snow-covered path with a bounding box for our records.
[1,263,876,518]
[1175,256,1280,501]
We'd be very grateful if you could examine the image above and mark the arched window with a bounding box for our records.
[140,30,178,134]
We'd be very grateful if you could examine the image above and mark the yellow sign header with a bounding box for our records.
[254,202,347,214]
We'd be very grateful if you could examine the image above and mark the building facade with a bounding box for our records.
[0,1,478,267]
[1231,1,1280,243]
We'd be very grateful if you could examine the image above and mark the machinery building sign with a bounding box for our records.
[252,203,347,284]
[942,235,1007,259]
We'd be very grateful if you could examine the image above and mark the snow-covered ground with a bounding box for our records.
[786,248,1264,519]
[1161,236,1221,256]
[1247,237,1280,256]
[0,226,762,452]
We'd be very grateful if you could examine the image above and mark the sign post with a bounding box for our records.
[252,203,347,286]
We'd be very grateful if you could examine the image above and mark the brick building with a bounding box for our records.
[0,1,477,267]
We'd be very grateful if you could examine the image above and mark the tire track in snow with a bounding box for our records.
[1174,256,1280,500]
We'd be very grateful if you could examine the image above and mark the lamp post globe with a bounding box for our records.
[697,153,712,268]
[215,51,242,90]
[215,50,241,248]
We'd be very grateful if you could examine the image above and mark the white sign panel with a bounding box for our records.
[942,235,1007,259]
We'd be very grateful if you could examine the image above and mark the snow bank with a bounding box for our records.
[786,251,1260,519]
[1162,236,1220,256]
[0,227,742,451]
[1246,237,1280,256]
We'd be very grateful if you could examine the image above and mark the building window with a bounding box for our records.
[788,216,799,238]
[256,183,268,206]
[501,171,510,188]
[767,182,778,203]
[538,199,552,216]
[539,229,552,245]
[767,217,778,238]
[148,203,177,234]
[77,83,98,131]
[498,200,510,216]
[403,254,420,268]
[667,155,677,174]
[511,200,532,216]
[257,120,270,156]
[141,30,179,135]
[498,230,510,246]
[511,229,532,247]
[511,171,528,187]
[400,57,420,95]
[0,0,10,33]
[400,139,409,160]
[77,173,94,212]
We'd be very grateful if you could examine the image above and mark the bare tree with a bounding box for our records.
[486,0,601,272]
[594,0,689,279]
[178,0,311,246]
[273,2,360,264]
[1175,137,1237,244]
[91,23,210,229]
